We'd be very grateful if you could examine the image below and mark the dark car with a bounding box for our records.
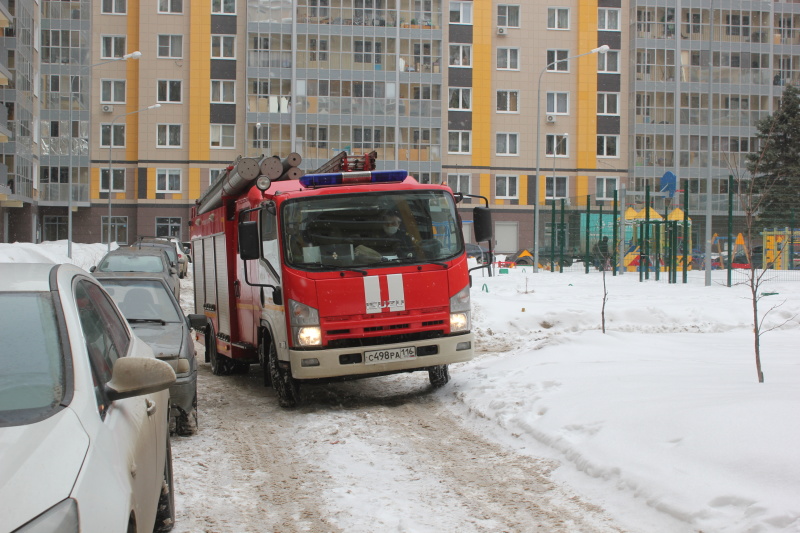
[91,247,180,299]
[98,276,206,436]
[465,243,493,264]
[131,238,186,278]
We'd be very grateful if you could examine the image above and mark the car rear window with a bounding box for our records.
[0,292,66,425]
[99,255,165,273]
[100,279,182,322]
[138,243,177,263]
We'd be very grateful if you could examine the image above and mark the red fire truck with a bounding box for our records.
[189,153,492,407]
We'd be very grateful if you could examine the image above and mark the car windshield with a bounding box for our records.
[99,279,182,322]
[279,190,463,270]
[139,243,177,263]
[0,292,66,424]
[98,254,165,273]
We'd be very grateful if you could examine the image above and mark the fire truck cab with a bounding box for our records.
[191,157,492,407]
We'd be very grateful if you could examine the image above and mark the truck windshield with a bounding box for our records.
[281,189,463,269]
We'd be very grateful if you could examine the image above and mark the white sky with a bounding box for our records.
[3,241,798,532]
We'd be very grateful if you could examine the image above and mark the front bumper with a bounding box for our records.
[168,370,197,414]
[288,333,473,380]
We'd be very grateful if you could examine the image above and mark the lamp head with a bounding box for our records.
[123,51,142,60]
[593,45,611,54]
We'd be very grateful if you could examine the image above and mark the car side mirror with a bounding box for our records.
[188,313,209,331]
[104,357,176,402]
[170,268,177,275]
[89,265,96,272]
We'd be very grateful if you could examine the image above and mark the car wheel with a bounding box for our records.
[154,438,175,532]
[267,339,299,408]
[428,364,450,387]
[207,325,234,376]
[175,394,198,437]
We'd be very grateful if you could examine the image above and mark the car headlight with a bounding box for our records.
[289,299,322,347]
[449,285,471,333]
[14,498,78,533]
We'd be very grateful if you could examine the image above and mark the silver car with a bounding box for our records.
[91,247,180,300]
[0,263,176,532]
[98,276,206,436]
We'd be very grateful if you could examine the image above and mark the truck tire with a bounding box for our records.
[267,340,299,408]
[428,364,450,387]
[258,338,273,388]
[207,325,234,376]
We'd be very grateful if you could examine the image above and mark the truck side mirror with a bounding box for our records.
[238,220,261,260]
[473,206,492,243]
[188,314,209,331]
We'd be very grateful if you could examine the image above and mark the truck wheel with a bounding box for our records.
[267,340,299,408]
[207,326,234,376]
[428,365,450,387]
[258,339,273,388]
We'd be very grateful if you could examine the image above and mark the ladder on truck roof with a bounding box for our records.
[312,151,378,174]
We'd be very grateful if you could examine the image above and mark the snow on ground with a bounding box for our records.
[2,241,799,532]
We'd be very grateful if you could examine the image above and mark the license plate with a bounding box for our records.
[364,346,417,365]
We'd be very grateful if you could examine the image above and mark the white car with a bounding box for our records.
[0,263,177,533]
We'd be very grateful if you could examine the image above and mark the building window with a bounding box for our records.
[309,38,328,61]
[598,8,620,31]
[545,134,569,156]
[309,0,329,18]
[102,216,128,245]
[598,50,620,73]
[546,176,568,199]
[212,0,235,14]
[497,48,519,70]
[253,124,269,149]
[450,1,473,24]
[725,14,750,37]
[157,169,181,193]
[547,7,569,29]
[309,126,328,149]
[156,217,182,239]
[448,88,471,110]
[100,124,125,148]
[596,176,618,200]
[210,125,235,148]
[495,175,518,199]
[157,124,181,147]
[211,80,235,103]
[354,40,372,63]
[449,44,471,67]
[597,135,619,157]
[102,0,126,15]
[158,0,183,14]
[496,133,519,156]
[158,35,182,58]
[497,5,520,28]
[447,173,471,195]
[547,92,568,114]
[448,131,471,154]
[43,216,68,241]
[597,93,619,115]
[101,80,125,103]
[101,36,126,59]
[497,90,519,112]
[211,35,236,59]
[209,169,223,186]
[546,50,569,71]
[157,80,182,103]
[100,168,125,192]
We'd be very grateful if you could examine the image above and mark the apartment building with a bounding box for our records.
[0,0,12,242]
[2,0,799,252]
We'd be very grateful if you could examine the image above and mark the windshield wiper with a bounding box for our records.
[296,262,368,276]
[127,318,167,325]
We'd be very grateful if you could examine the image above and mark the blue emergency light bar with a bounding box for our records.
[299,170,408,188]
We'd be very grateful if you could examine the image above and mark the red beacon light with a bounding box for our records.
[300,170,408,188]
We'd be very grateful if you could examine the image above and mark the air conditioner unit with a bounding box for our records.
[101,104,114,113]
[497,26,508,35]
[546,115,556,123]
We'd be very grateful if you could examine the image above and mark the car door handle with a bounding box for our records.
[145,399,157,416]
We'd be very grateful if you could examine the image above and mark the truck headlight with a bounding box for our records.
[289,299,322,347]
[449,285,471,333]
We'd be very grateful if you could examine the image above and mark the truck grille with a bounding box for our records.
[327,329,444,349]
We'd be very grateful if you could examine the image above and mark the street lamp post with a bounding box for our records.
[106,103,161,251]
[533,45,609,272]
[67,51,142,258]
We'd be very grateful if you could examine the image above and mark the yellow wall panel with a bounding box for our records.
[189,3,211,162]
[90,167,99,199]
[576,175,588,206]
[577,4,599,171]
[471,1,492,168]
[518,175,528,206]
[126,0,141,163]
[147,167,156,198]
[115,192,125,200]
